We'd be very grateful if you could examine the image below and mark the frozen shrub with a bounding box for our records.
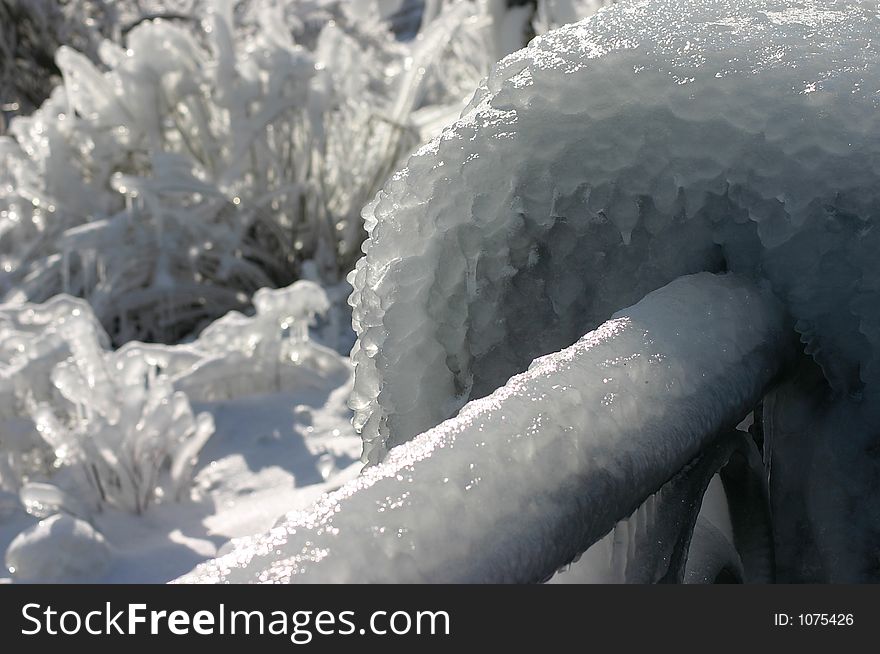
[0,295,109,418]
[0,0,204,133]
[177,280,350,401]
[0,0,111,131]
[29,316,215,513]
[0,295,109,489]
[0,278,339,509]
[0,0,505,345]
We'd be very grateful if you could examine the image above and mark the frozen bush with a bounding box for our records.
[0,295,109,489]
[177,280,351,401]
[0,278,340,509]
[29,316,215,513]
[0,0,205,133]
[0,0,508,345]
[0,0,111,131]
[1,295,109,421]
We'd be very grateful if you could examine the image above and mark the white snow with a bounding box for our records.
[6,514,111,582]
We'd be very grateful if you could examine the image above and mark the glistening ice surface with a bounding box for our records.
[180,273,787,582]
[348,0,880,463]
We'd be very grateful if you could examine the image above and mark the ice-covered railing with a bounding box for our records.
[549,426,773,584]
[180,273,791,582]
[0,280,334,513]
[183,0,880,583]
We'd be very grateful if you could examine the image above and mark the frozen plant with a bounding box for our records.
[0,0,206,133]
[0,295,109,412]
[0,0,113,132]
[28,318,215,514]
[0,278,342,509]
[0,295,110,490]
[0,0,504,344]
[0,297,214,512]
[177,279,351,401]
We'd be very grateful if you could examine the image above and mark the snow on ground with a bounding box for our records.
[1,379,361,583]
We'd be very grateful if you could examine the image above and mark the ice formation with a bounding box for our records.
[350,0,880,462]
[0,0,115,129]
[181,0,880,583]
[175,280,350,402]
[551,432,772,583]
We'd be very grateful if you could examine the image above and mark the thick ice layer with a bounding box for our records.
[349,0,880,463]
[179,273,790,583]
